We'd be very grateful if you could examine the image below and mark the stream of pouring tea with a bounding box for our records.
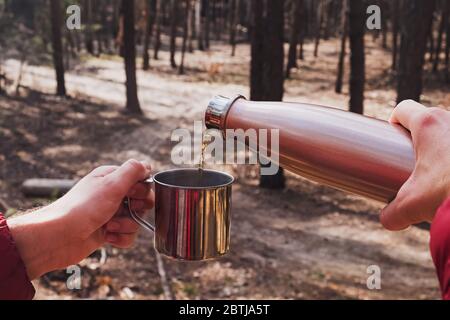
[199,131,208,174]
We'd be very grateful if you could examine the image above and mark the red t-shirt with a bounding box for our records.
[430,197,450,299]
[0,214,35,300]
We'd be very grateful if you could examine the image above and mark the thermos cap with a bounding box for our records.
[205,95,246,130]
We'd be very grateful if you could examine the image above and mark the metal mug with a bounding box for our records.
[126,168,234,261]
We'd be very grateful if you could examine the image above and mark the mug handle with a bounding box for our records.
[126,177,155,232]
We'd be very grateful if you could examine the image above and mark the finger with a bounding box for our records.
[145,189,155,209]
[90,165,119,177]
[380,176,424,231]
[127,199,153,211]
[389,100,428,130]
[107,160,151,193]
[105,232,138,249]
[127,182,151,199]
[106,217,140,234]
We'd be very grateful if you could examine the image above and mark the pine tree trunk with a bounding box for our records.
[381,0,387,49]
[433,2,448,72]
[170,0,178,68]
[179,0,190,75]
[428,21,436,63]
[204,0,210,49]
[446,11,450,82]
[50,0,66,96]
[335,0,348,94]
[348,0,365,114]
[153,0,162,60]
[188,2,196,52]
[286,0,303,79]
[229,0,237,56]
[313,0,324,58]
[397,0,436,103]
[259,0,285,190]
[143,0,157,70]
[84,0,94,55]
[250,0,264,101]
[121,0,142,114]
[391,0,399,71]
[196,0,204,50]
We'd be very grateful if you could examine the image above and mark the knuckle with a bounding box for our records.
[126,159,145,172]
[396,99,415,110]
[90,165,110,175]
[414,108,441,130]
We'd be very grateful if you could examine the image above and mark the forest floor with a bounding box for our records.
[1,36,449,299]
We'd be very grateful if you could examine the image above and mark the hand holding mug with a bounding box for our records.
[8,160,155,280]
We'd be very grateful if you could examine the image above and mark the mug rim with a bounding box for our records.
[153,168,235,190]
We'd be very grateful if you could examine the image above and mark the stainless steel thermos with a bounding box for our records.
[205,95,415,203]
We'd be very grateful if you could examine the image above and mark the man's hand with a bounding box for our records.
[8,159,155,280]
[381,100,450,231]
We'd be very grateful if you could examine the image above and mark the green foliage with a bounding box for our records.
[0,0,53,64]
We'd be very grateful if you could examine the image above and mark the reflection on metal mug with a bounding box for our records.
[126,168,234,261]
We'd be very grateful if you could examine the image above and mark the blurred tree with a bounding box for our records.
[196,0,204,50]
[204,0,210,49]
[188,0,196,52]
[49,0,66,96]
[143,0,156,70]
[250,0,285,189]
[313,0,324,57]
[286,0,303,79]
[121,0,141,114]
[229,0,237,57]
[179,0,190,75]
[84,0,94,55]
[433,0,449,72]
[153,0,162,60]
[391,0,400,71]
[348,0,365,114]
[169,0,178,68]
[10,0,35,28]
[397,0,436,103]
[250,0,263,100]
[446,7,450,82]
[335,0,348,94]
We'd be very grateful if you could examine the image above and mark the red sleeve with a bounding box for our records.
[430,197,450,300]
[0,213,35,300]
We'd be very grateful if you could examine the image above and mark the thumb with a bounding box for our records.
[107,160,151,193]
[380,176,423,231]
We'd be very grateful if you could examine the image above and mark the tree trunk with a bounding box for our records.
[121,0,142,114]
[286,0,303,79]
[397,0,436,103]
[84,0,94,55]
[250,0,264,101]
[259,0,286,190]
[153,0,162,60]
[391,0,399,71]
[196,0,204,50]
[188,1,196,52]
[381,0,387,49]
[446,10,450,82]
[428,20,436,63]
[204,0,210,49]
[169,0,178,68]
[143,0,157,70]
[335,0,348,94]
[50,0,66,96]
[433,1,449,73]
[313,0,324,58]
[348,0,365,114]
[179,0,190,75]
[229,0,237,56]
